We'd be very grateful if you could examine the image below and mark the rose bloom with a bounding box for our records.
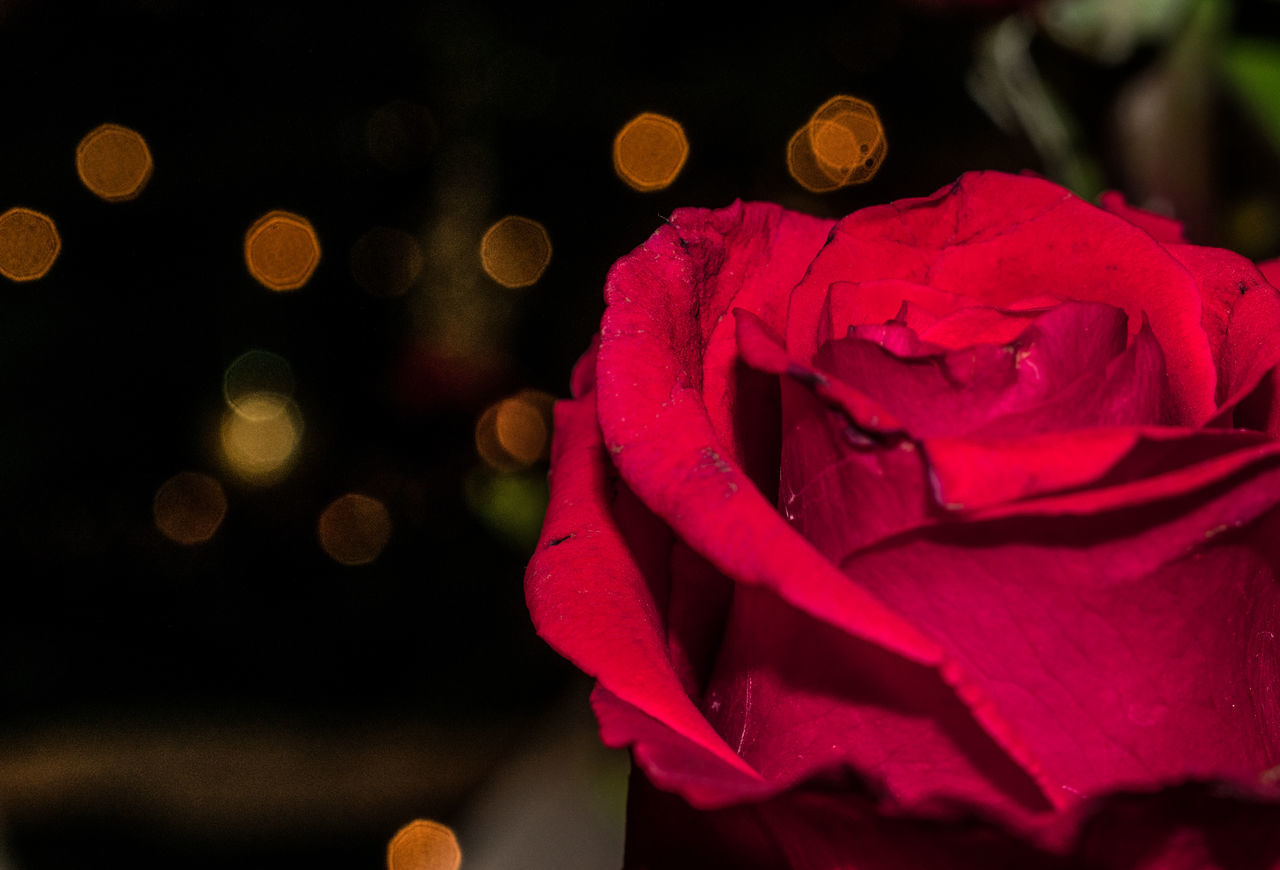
[526,172,1280,868]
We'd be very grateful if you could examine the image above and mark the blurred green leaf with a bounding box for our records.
[1040,0,1195,63]
[968,16,1104,198]
[1223,38,1280,154]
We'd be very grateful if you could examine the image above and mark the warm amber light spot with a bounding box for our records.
[0,207,60,282]
[475,389,554,471]
[811,120,862,175]
[787,95,887,193]
[153,471,227,545]
[387,820,461,870]
[613,112,689,192]
[245,210,321,291]
[75,123,154,202]
[480,216,550,288]
[786,127,842,194]
[220,392,303,484]
[350,226,425,297]
[317,493,392,566]
[811,96,886,184]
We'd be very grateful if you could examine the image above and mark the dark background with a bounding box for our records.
[1,1,1278,867]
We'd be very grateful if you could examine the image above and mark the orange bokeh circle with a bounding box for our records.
[76,123,154,202]
[613,112,689,192]
[244,210,321,291]
[0,207,61,282]
[480,216,551,288]
[787,95,886,193]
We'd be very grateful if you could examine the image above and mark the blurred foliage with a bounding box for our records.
[1223,37,1280,153]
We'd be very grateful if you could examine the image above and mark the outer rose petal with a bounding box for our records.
[525,386,763,803]
[700,583,1052,818]
[592,686,773,808]
[839,472,1280,804]
[597,201,943,665]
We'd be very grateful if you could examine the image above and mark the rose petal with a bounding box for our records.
[592,685,771,808]
[936,428,1279,519]
[786,172,1216,426]
[840,468,1280,802]
[1163,244,1280,420]
[890,299,941,335]
[525,389,761,795]
[760,303,1169,522]
[921,316,1173,510]
[971,317,1168,436]
[818,279,984,346]
[777,379,930,557]
[700,583,1053,818]
[622,201,836,465]
[917,304,1043,349]
[735,310,902,438]
[598,203,943,666]
[817,303,1137,440]
[923,428,1148,511]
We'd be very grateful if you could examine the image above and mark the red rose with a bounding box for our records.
[526,171,1280,867]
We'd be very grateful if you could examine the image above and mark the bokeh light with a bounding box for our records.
[479,216,550,288]
[219,392,303,484]
[786,126,842,194]
[612,112,689,192]
[223,349,295,417]
[365,100,439,173]
[152,471,227,545]
[475,389,554,471]
[75,123,154,202]
[0,207,60,282]
[787,95,887,192]
[317,493,392,566]
[350,226,425,297]
[387,819,461,870]
[244,210,321,291]
[463,469,549,553]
